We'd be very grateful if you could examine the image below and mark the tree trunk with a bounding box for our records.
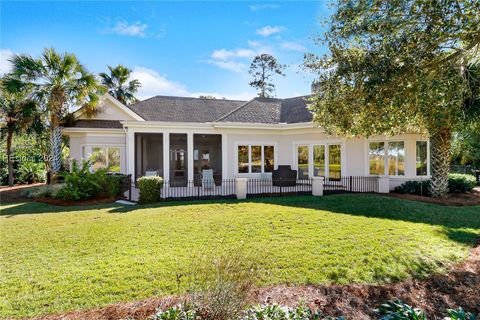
[49,112,62,184]
[6,129,14,186]
[429,128,452,198]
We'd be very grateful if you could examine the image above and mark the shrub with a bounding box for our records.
[22,183,64,198]
[447,174,477,193]
[150,305,197,320]
[137,176,164,204]
[54,160,128,201]
[376,300,426,320]
[18,162,46,184]
[186,245,262,320]
[394,180,431,196]
[394,173,477,196]
[445,308,476,320]
[241,304,337,320]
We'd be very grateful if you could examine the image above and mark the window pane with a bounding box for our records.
[369,142,385,175]
[313,145,325,177]
[328,145,341,179]
[264,146,274,173]
[251,146,262,173]
[297,146,309,179]
[107,147,121,172]
[90,147,107,171]
[238,145,249,173]
[388,141,405,176]
[416,141,428,175]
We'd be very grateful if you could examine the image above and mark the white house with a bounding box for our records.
[63,93,430,191]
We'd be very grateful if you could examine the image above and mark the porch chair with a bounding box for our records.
[145,170,159,177]
[272,165,297,187]
[202,169,215,189]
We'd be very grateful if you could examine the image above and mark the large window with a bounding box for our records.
[313,145,325,177]
[87,146,121,172]
[369,141,404,176]
[264,146,274,172]
[297,146,309,179]
[388,141,405,176]
[328,145,342,179]
[238,146,249,173]
[237,145,275,174]
[416,141,428,176]
[369,142,385,175]
[297,144,342,179]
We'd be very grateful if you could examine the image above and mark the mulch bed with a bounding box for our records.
[0,183,45,203]
[35,196,117,206]
[387,187,480,206]
[33,243,480,320]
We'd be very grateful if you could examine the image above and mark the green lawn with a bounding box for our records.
[1,195,479,318]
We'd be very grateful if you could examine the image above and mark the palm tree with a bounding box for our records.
[99,64,141,105]
[11,48,102,182]
[0,76,38,186]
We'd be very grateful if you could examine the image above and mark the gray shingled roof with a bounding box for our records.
[218,96,313,124]
[67,120,123,129]
[127,96,246,122]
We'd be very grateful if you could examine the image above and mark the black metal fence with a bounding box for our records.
[323,176,379,194]
[161,179,236,201]
[127,176,380,202]
[246,178,312,198]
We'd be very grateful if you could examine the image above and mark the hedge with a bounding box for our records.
[137,176,164,204]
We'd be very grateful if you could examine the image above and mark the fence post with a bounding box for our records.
[377,175,390,193]
[235,178,248,199]
[312,177,324,196]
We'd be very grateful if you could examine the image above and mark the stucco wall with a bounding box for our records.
[77,97,136,121]
[67,125,429,190]
[67,133,127,173]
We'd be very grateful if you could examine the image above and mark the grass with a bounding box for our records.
[1,194,479,318]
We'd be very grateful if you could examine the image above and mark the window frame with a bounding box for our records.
[293,142,344,179]
[83,145,122,173]
[367,139,406,177]
[235,143,277,174]
[415,140,430,177]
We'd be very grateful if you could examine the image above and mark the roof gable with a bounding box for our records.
[76,94,144,121]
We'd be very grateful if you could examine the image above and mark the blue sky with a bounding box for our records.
[1,1,331,100]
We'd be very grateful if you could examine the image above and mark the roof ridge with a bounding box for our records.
[136,95,248,103]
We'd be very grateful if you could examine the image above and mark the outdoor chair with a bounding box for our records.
[272,165,297,186]
[202,169,215,189]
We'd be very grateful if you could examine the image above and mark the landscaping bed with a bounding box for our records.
[389,186,480,206]
[34,195,118,206]
[32,243,480,320]
[0,183,45,203]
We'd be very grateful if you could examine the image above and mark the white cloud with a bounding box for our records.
[108,21,148,37]
[211,48,256,61]
[206,60,247,73]
[0,49,14,75]
[281,41,306,52]
[249,4,279,11]
[256,25,284,37]
[207,41,274,74]
[130,67,188,99]
[130,66,254,101]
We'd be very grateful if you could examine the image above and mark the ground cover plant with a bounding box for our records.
[0,194,479,318]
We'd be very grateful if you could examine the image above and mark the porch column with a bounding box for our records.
[163,132,170,182]
[187,132,194,181]
[127,129,135,177]
[222,133,228,179]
